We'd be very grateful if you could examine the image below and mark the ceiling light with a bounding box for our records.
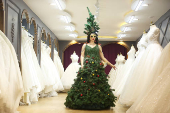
[54,0,63,10]
[123,27,128,32]
[129,16,135,23]
[133,18,139,20]
[65,26,74,31]
[62,16,70,23]
[123,27,131,32]
[69,34,78,38]
[135,0,144,11]
[143,4,148,6]
[118,34,126,38]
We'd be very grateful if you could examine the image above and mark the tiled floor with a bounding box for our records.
[18,93,129,113]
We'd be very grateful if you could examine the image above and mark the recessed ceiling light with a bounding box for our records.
[143,4,149,6]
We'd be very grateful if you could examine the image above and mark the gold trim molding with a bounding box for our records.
[77,36,117,39]
[21,9,30,26]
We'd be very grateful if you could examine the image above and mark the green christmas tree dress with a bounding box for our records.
[64,44,117,110]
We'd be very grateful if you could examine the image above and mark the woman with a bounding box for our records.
[65,33,117,110]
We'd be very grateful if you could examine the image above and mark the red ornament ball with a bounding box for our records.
[100,63,102,65]
[97,75,99,77]
[86,61,88,63]
[88,89,90,90]
[86,67,88,68]
[84,81,86,83]
[93,83,95,85]
[80,94,83,96]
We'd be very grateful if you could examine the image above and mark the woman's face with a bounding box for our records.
[90,33,96,42]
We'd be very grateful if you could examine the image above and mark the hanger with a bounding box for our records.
[150,21,154,26]
[143,30,147,34]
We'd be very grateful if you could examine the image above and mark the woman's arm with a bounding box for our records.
[80,44,86,69]
[98,45,116,69]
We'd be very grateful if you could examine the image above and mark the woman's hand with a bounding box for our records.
[112,65,116,70]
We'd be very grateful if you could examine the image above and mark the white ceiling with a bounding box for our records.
[24,0,170,41]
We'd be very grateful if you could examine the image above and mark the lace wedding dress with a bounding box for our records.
[119,33,148,105]
[0,30,23,113]
[61,52,81,90]
[127,25,163,113]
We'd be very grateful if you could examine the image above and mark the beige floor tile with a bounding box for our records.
[18,93,129,113]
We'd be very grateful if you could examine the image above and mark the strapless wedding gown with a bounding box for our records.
[111,54,125,90]
[61,53,80,90]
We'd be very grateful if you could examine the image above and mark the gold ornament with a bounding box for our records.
[98,90,100,92]
[96,70,97,71]
[93,74,94,76]
[108,94,109,95]
[81,77,83,80]
[92,62,94,64]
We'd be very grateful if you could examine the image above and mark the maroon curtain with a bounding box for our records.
[64,43,83,70]
[102,43,127,74]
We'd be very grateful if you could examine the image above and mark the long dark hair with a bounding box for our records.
[87,32,99,44]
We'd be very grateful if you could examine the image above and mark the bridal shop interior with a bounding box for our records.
[0,0,170,113]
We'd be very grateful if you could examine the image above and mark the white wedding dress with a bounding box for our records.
[0,30,23,113]
[119,33,148,105]
[127,25,163,113]
[54,50,64,78]
[111,54,126,91]
[41,43,64,94]
[113,45,136,97]
[127,42,170,113]
[108,54,119,86]
[21,29,48,103]
[61,52,80,91]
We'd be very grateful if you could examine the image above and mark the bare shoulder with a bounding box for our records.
[82,43,86,49]
[98,44,102,49]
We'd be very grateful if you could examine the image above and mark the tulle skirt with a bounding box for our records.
[127,42,170,113]
[133,62,170,113]
[61,62,80,90]
[0,30,23,113]
[119,49,146,105]
[111,63,125,91]
[108,68,118,87]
